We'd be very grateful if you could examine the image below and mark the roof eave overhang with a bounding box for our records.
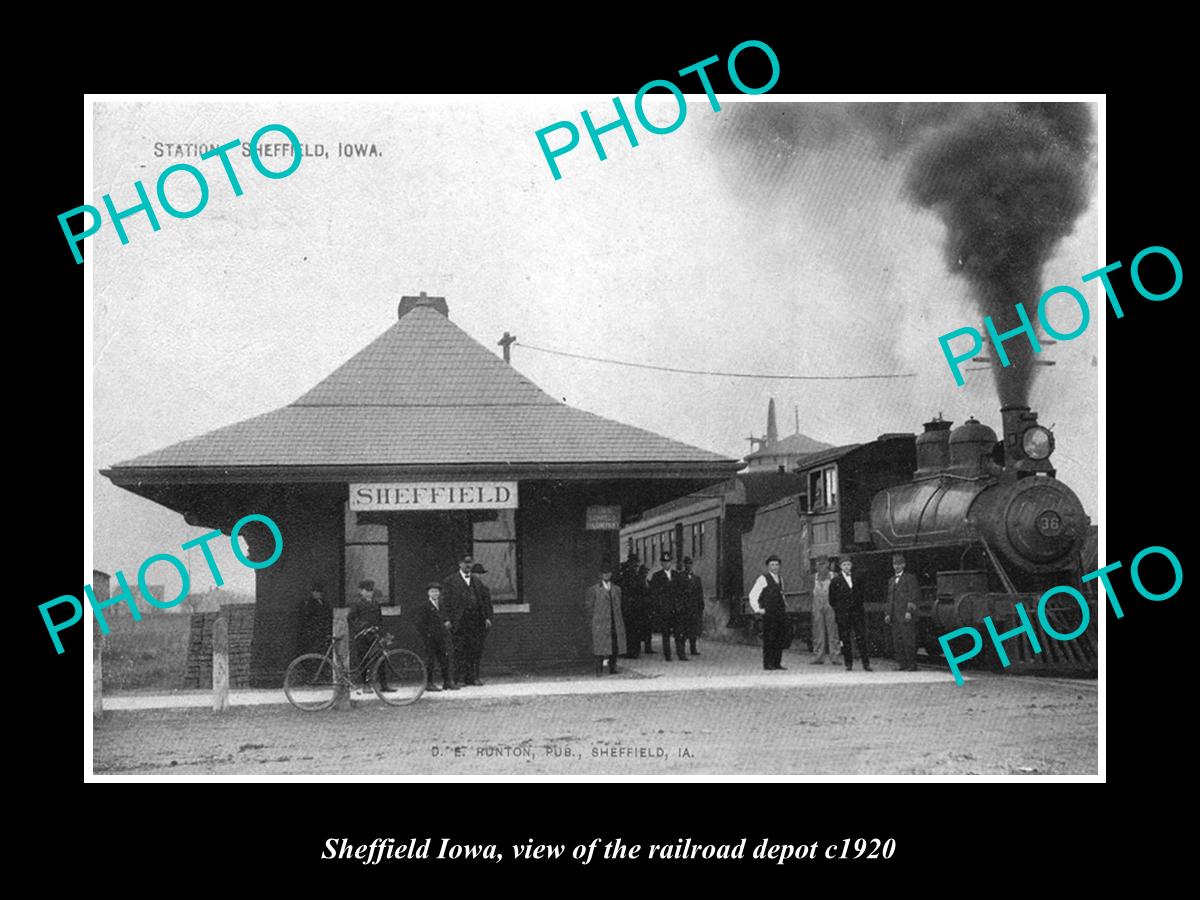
[101,460,744,487]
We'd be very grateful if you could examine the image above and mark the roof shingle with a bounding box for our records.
[109,303,735,471]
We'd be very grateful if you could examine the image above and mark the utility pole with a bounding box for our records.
[498,332,517,363]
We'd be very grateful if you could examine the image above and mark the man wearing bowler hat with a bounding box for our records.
[584,561,627,676]
[884,553,920,671]
[444,553,488,686]
[748,554,788,670]
[830,557,872,672]
[415,582,458,691]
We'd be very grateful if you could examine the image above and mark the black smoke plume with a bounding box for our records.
[906,103,1093,406]
[712,102,1094,407]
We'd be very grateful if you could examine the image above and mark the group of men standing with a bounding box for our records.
[617,552,705,662]
[416,554,494,691]
[750,552,921,672]
[297,553,494,693]
[585,551,705,675]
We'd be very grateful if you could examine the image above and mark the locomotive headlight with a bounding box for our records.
[1022,426,1054,460]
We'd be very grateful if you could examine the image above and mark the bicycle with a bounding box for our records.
[283,625,427,711]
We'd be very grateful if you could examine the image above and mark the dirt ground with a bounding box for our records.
[93,674,1096,776]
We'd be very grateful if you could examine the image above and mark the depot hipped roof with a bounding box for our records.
[104,297,739,479]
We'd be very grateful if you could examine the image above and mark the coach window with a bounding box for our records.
[809,466,839,511]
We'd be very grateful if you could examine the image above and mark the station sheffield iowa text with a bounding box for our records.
[59,123,302,264]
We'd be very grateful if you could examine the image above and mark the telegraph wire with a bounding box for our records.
[513,340,918,381]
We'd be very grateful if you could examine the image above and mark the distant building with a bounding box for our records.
[743,398,832,471]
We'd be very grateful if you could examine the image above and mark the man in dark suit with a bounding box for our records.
[298,580,331,656]
[584,562,627,676]
[884,552,921,671]
[637,562,652,653]
[444,553,488,686]
[648,551,688,661]
[617,554,646,659]
[681,556,705,656]
[415,582,458,691]
[829,558,872,672]
[469,563,494,684]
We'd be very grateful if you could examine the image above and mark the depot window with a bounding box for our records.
[344,502,389,603]
[472,510,519,603]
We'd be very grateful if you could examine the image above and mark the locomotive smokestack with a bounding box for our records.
[1000,405,1056,477]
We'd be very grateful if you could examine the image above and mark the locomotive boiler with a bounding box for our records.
[866,406,1095,673]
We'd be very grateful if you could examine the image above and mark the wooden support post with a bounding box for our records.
[93,617,104,722]
[212,617,230,712]
[333,607,352,710]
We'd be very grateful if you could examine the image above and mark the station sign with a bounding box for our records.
[586,505,622,530]
[351,482,519,511]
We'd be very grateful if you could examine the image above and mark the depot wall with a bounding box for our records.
[246,481,620,688]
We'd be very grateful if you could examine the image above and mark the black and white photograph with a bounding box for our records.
[85,92,1103,778]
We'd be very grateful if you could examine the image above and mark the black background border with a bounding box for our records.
[22,23,1187,886]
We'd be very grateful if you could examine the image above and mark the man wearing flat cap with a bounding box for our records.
[416,582,458,691]
[348,579,391,690]
[648,550,688,661]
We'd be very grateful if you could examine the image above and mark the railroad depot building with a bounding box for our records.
[102,294,740,686]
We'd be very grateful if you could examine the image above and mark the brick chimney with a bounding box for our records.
[398,291,449,319]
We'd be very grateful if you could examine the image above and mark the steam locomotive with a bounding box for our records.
[743,405,1096,675]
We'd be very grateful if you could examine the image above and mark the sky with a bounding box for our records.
[91,98,1099,595]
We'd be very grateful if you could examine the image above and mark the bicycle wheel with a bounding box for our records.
[284,653,338,711]
[372,649,427,707]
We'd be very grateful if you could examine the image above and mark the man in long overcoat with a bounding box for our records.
[584,563,627,676]
[884,552,920,671]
